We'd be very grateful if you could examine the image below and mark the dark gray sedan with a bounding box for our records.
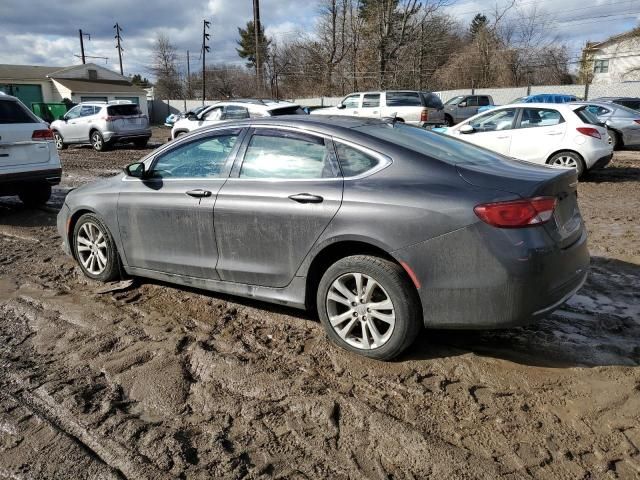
[572,101,640,150]
[57,116,589,360]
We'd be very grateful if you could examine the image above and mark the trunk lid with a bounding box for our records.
[457,159,583,247]
[0,123,51,167]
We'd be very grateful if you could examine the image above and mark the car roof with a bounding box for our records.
[0,92,19,102]
[497,102,572,109]
[202,99,299,111]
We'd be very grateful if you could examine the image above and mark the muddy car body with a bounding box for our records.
[57,116,589,359]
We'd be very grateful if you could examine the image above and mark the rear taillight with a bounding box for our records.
[634,120,640,125]
[420,108,428,122]
[474,197,557,228]
[576,127,601,139]
[32,129,54,141]
[101,115,119,121]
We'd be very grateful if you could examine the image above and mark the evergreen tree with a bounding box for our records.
[469,13,488,38]
[236,21,271,70]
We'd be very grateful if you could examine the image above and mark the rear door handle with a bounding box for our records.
[546,131,563,135]
[186,189,212,198]
[497,135,510,139]
[288,193,324,204]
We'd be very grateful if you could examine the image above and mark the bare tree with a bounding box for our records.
[149,34,183,99]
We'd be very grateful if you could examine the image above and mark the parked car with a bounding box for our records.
[165,105,207,127]
[442,95,494,125]
[477,93,579,114]
[571,100,640,150]
[593,97,640,112]
[171,99,305,139]
[50,101,151,152]
[57,115,589,360]
[0,92,61,205]
[311,90,446,127]
[441,103,612,177]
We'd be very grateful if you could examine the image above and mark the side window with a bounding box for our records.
[478,96,490,106]
[334,142,380,177]
[240,131,335,179]
[203,107,223,120]
[342,95,361,109]
[80,105,95,117]
[224,105,249,120]
[151,131,240,179]
[362,94,380,108]
[518,108,565,128]
[465,96,478,107]
[469,108,516,132]
[386,91,422,107]
[65,106,81,119]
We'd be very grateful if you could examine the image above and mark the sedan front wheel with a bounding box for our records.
[73,213,120,282]
[317,255,421,360]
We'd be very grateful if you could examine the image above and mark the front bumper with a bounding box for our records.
[393,221,590,329]
[57,203,72,255]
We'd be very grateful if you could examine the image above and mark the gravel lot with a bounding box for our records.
[0,127,639,479]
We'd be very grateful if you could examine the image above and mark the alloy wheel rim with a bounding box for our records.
[326,272,395,350]
[76,222,108,275]
[93,134,102,149]
[54,134,63,149]
[553,156,578,169]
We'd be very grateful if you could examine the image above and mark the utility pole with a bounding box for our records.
[253,0,261,93]
[114,23,124,75]
[78,29,90,64]
[186,50,191,97]
[202,20,211,104]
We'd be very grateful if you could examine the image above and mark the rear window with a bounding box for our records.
[0,99,38,124]
[107,104,141,116]
[422,92,443,109]
[573,106,601,125]
[268,106,306,116]
[354,123,504,167]
[616,99,640,111]
[386,91,422,107]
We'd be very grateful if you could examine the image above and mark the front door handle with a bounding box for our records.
[186,189,212,198]
[288,193,324,204]
[545,131,563,136]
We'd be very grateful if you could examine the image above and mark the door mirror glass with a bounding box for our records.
[125,162,146,178]
[336,103,346,109]
[59,115,67,121]
[460,124,475,134]
[458,101,467,108]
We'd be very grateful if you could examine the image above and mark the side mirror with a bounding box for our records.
[187,112,197,120]
[125,162,146,178]
[336,103,346,110]
[458,102,467,108]
[460,124,475,134]
[59,115,67,122]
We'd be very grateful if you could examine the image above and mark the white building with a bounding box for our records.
[584,28,640,85]
[0,63,148,115]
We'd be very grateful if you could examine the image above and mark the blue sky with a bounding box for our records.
[0,0,638,78]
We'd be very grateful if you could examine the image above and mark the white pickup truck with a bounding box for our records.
[0,93,61,205]
[311,90,446,127]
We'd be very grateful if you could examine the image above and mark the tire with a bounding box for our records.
[547,151,586,178]
[72,213,120,282]
[174,131,186,139]
[53,131,67,150]
[19,184,51,207]
[444,114,453,127]
[316,255,421,361]
[90,130,108,152]
[608,129,623,151]
[133,138,149,148]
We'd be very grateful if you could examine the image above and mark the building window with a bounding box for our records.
[88,69,98,80]
[594,59,609,74]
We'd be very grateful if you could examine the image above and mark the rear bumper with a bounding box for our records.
[103,129,151,142]
[0,168,62,195]
[393,222,590,329]
[592,153,613,170]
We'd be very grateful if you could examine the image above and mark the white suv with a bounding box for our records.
[171,99,305,139]
[311,90,446,127]
[0,93,61,205]
[51,101,151,152]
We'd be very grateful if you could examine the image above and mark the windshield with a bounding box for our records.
[444,96,465,106]
[353,123,506,167]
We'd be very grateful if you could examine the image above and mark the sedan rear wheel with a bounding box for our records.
[73,214,120,282]
[53,131,67,150]
[317,255,421,360]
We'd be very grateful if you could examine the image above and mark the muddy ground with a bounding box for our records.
[0,128,639,479]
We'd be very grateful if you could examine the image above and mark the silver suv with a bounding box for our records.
[51,101,151,151]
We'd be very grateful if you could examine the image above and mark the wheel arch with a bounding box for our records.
[67,208,98,259]
[545,148,585,164]
[303,239,421,312]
